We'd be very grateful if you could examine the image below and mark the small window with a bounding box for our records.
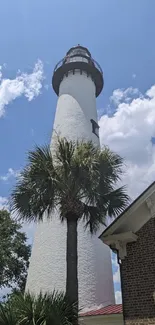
[90,119,99,138]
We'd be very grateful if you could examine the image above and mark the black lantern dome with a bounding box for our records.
[52,45,104,97]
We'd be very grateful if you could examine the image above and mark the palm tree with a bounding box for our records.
[11,139,129,313]
[0,291,76,325]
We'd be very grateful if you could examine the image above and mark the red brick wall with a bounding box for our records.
[121,218,155,325]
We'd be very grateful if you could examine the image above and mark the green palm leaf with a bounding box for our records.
[0,292,77,325]
[11,137,130,231]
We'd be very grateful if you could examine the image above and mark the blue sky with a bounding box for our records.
[1,0,155,303]
[0,0,155,177]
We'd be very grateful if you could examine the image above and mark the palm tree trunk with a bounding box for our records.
[66,217,78,313]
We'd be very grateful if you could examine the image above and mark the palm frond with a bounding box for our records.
[11,146,59,223]
[4,291,78,325]
[77,144,129,231]
[106,186,130,217]
[83,204,107,234]
[0,303,17,325]
[10,137,130,232]
[55,138,75,167]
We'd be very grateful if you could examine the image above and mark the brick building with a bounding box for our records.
[100,181,155,325]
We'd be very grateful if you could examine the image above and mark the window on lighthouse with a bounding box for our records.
[90,119,99,138]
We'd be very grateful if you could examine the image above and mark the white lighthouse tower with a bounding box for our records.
[26,45,115,309]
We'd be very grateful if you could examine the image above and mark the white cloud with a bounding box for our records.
[0,168,20,182]
[110,87,140,105]
[132,73,136,79]
[112,253,118,268]
[99,84,155,199]
[113,267,120,283]
[146,85,155,98]
[0,59,44,117]
[115,291,122,304]
[0,196,8,210]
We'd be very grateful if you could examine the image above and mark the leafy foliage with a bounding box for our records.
[11,138,129,232]
[0,291,77,325]
[0,210,31,291]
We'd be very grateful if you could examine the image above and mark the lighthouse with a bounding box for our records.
[26,45,115,309]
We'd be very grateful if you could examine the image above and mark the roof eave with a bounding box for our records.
[99,181,155,240]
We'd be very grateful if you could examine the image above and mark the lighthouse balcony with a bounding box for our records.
[52,49,104,97]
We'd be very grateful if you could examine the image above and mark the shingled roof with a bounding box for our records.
[80,304,122,317]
